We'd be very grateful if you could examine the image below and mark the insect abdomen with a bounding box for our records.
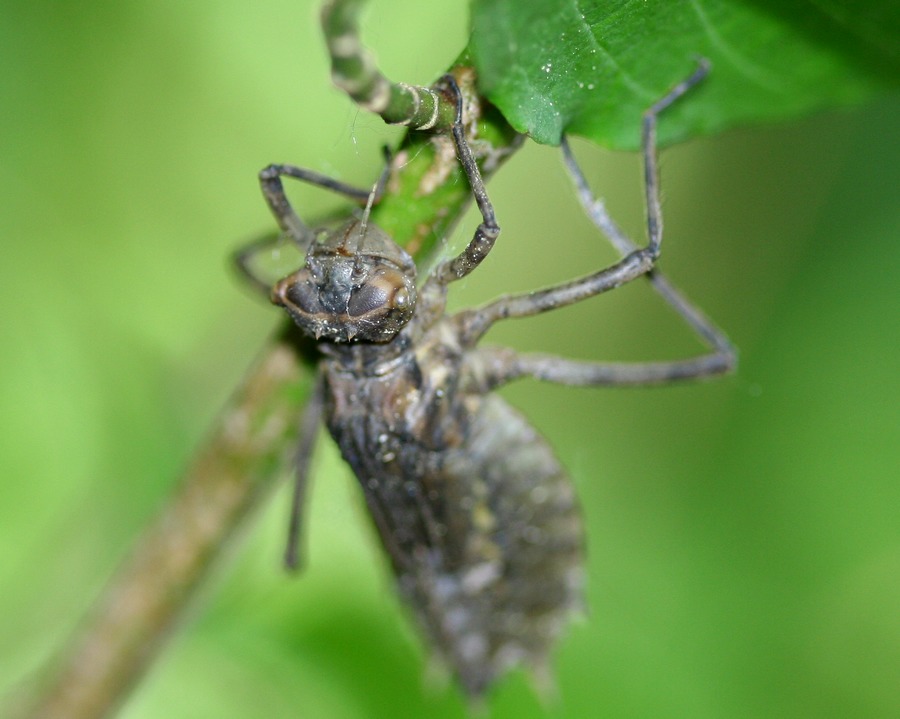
[324,358,584,695]
[413,394,585,694]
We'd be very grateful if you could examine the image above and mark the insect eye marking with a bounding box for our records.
[347,264,415,316]
[393,286,410,309]
[347,280,388,316]
[284,274,320,313]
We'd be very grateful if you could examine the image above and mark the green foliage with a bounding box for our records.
[471,0,899,148]
[2,1,898,718]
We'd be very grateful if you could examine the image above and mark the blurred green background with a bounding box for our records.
[1,1,897,717]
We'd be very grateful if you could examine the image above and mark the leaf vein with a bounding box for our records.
[687,0,786,93]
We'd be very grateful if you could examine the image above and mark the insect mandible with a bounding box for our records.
[237,67,735,696]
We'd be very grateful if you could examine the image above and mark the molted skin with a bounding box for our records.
[278,219,584,694]
[252,62,732,697]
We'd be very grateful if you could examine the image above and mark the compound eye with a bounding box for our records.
[347,281,389,317]
[272,269,323,314]
[284,277,322,314]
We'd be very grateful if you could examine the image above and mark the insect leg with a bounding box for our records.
[465,332,731,390]
[462,257,734,386]
[259,145,392,246]
[232,232,287,296]
[558,133,734,368]
[284,370,325,571]
[457,62,735,388]
[427,75,501,286]
[237,148,393,296]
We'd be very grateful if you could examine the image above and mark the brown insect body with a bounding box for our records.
[318,269,584,694]
[241,66,734,698]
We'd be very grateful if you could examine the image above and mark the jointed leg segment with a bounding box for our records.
[458,61,735,389]
[258,164,374,243]
[237,147,394,295]
[427,75,501,286]
[259,145,393,245]
[284,371,325,570]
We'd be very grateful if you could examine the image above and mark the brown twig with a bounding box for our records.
[11,328,313,719]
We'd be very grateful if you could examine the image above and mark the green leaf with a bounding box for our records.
[470,0,899,148]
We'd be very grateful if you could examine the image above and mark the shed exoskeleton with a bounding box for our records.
[237,68,734,696]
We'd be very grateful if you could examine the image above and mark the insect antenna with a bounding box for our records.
[351,148,393,265]
[349,180,381,272]
[358,181,379,239]
[359,147,392,235]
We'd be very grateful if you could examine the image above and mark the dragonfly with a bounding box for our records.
[236,66,734,696]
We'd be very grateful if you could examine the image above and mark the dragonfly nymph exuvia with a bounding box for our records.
[237,66,734,696]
